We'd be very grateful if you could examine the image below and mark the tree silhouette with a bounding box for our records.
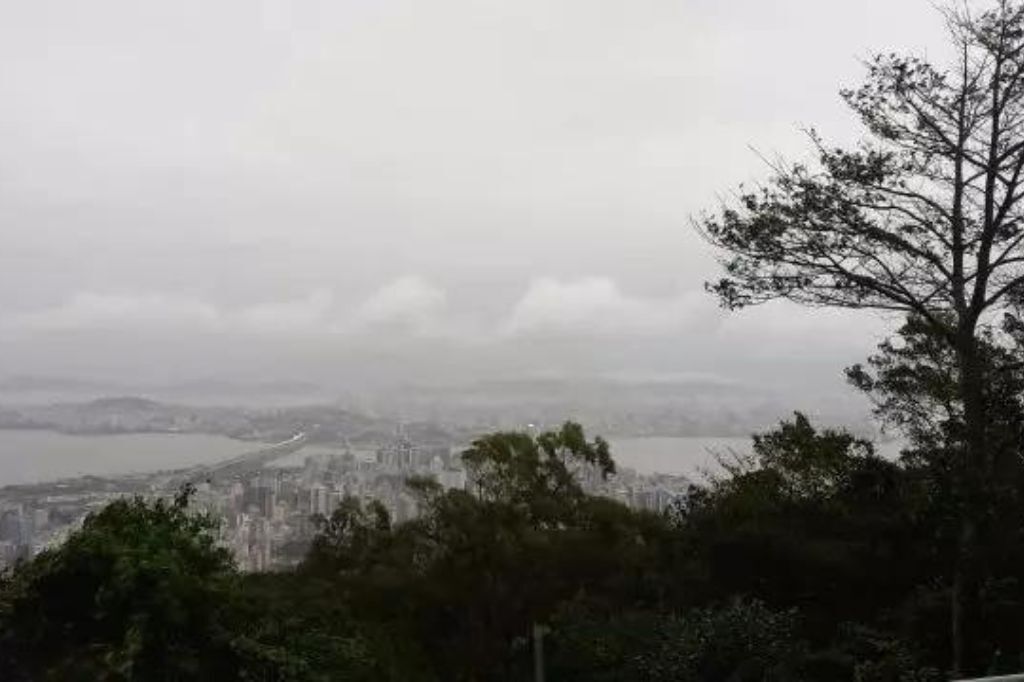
[700,2,1024,672]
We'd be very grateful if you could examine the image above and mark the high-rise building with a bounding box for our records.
[0,508,22,542]
[257,486,277,519]
[308,485,329,516]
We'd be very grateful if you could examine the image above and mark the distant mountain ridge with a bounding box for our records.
[0,396,465,448]
[0,374,877,439]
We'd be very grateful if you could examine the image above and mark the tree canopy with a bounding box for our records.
[7,415,1024,679]
[699,1,1024,672]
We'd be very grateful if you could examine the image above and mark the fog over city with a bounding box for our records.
[0,0,952,403]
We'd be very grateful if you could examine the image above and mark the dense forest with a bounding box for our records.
[8,298,1024,681]
[3,362,1024,681]
[0,417,967,679]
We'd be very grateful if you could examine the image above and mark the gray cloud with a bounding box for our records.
[0,0,956,400]
[500,277,717,338]
[349,276,449,335]
[1,276,716,340]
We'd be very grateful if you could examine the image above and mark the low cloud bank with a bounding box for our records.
[0,276,891,392]
[2,276,724,341]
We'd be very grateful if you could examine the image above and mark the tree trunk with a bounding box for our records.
[952,331,988,676]
[952,516,979,677]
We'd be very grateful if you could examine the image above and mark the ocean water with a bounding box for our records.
[608,436,751,478]
[0,430,254,487]
[0,430,902,488]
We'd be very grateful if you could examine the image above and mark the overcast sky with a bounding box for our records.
[0,0,963,394]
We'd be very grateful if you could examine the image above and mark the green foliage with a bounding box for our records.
[305,497,393,574]
[679,413,945,672]
[294,417,971,679]
[12,407,1024,679]
[461,421,614,522]
[846,317,1024,671]
[229,572,389,681]
[747,411,876,498]
[0,487,239,680]
[698,5,1024,669]
[699,0,1024,326]
[549,600,808,682]
[0,487,384,681]
[299,422,667,681]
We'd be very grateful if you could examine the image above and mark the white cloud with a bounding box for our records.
[349,276,448,334]
[0,277,894,396]
[718,303,893,353]
[0,278,887,387]
[501,276,716,337]
[235,289,335,333]
[0,278,453,338]
[4,292,221,332]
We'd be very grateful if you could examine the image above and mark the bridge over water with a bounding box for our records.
[190,432,308,482]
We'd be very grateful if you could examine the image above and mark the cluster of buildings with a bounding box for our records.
[0,494,101,566]
[0,429,691,572]
[0,505,47,564]
[193,433,464,570]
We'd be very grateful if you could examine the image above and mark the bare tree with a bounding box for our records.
[699,1,1024,674]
